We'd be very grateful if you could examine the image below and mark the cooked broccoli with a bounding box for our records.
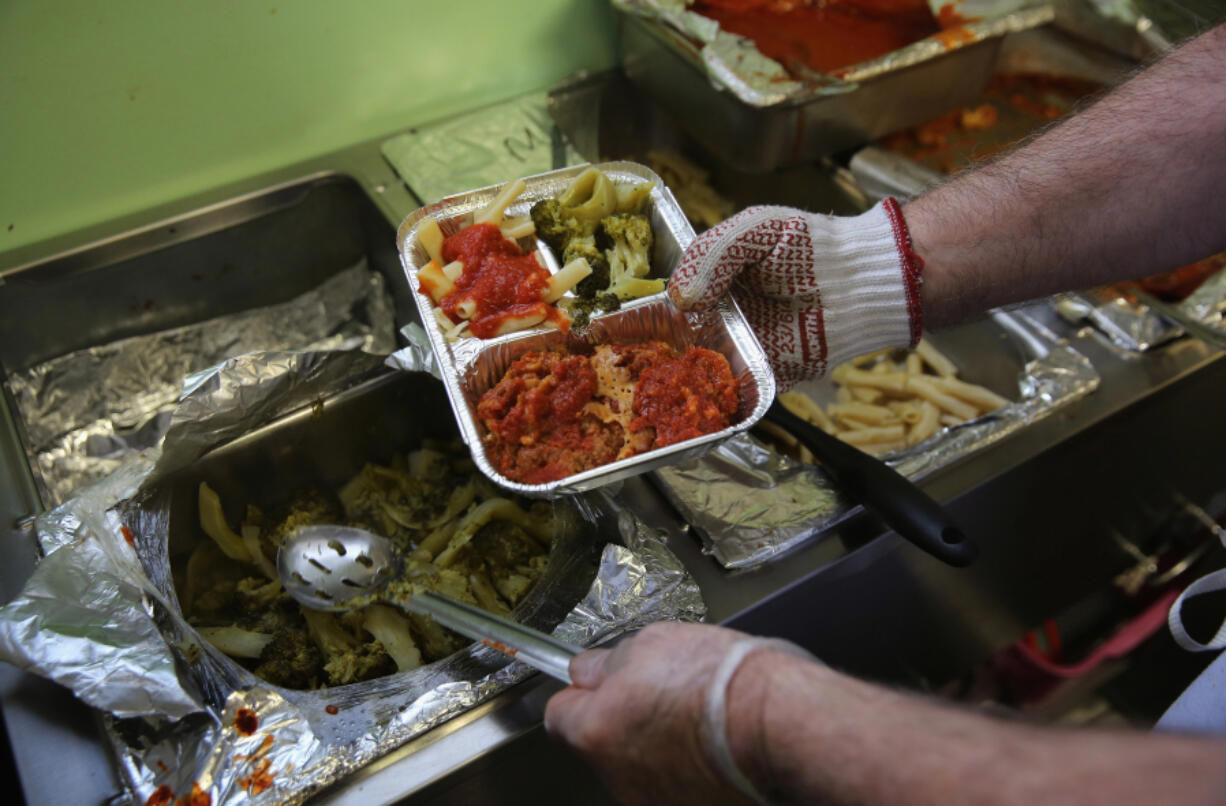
[530,198,583,255]
[299,607,397,686]
[564,235,610,297]
[254,631,325,689]
[323,642,397,686]
[472,521,538,569]
[472,522,550,607]
[598,213,663,301]
[192,578,240,619]
[339,463,456,547]
[263,489,344,548]
[566,291,621,330]
[406,612,469,661]
[235,576,284,612]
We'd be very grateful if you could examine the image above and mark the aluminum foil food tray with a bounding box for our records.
[612,1,1055,170]
[396,161,775,495]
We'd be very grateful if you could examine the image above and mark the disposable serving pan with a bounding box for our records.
[612,3,1055,171]
[396,161,775,495]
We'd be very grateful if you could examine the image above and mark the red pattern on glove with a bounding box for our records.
[669,200,922,386]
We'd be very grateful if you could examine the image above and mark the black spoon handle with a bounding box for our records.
[764,400,976,567]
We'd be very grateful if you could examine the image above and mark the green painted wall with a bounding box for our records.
[0,0,618,254]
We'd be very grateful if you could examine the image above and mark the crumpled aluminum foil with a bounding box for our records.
[612,0,1055,107]
[1055,266,1226,352]
[4,261,396,505]
[653,312,1100,569]
[0,348,705,806]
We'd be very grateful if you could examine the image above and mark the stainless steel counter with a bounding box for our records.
[3,53,1226,806]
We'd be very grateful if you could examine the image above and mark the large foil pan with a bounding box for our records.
[1054,267,1226,352]
[654,308,1100,568]
[0,350,706,806]
[612,0,1055,171]
[396,162,775,495]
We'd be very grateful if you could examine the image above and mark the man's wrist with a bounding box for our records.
[723,647,813,801]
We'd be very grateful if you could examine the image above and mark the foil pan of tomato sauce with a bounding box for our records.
[396,161,776,496]
[610,0,1056,171]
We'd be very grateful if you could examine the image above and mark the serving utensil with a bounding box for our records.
[763,400,976,566]
[277,525,579,683]
[1126,286,1226,351]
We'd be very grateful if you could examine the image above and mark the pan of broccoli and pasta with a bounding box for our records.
[166,370,603,691]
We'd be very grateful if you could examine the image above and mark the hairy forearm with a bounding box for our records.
[905,23,1226,327]
[728,651,1226,805]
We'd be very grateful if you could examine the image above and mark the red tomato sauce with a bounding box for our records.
[146,786,175,806]
[691,0,941,75]
[476,352,617,484]
[477,342,740,484]
[431,223,555,339]
[176,784,211,806]
[234,707,259,736]
[633,347,740,447]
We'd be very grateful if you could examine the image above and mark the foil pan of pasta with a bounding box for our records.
[397,161,775,495]
[653,307,1100,568]
[0,349,705,806]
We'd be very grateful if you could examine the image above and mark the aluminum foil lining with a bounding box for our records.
[1055,266,1226,351]
[653,310,1100,569]
[0,349,705,806]
[396,161,775,495]
[612,0,1056,107]
[4,261,396,506]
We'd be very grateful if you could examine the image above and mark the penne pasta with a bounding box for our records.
[474,177,527,226]
[490,307,548,337]
[907,401,941,445]
[766,343,1011,463]
[441,260,464,282]
[849,385,884,404]
[499,215,535,240]
[906,377,980,420]
[837,424,906,446]
[417,261,454,303]
[543,257,593,303]
[418,217,445,265]
[778,390,837,433]
[915,338,958,378]
[831,366,911,396]
[827,401,900,426]
[861,439,908,456]
[926,375,1011,412]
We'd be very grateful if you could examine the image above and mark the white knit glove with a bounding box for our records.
[669,198,924,388]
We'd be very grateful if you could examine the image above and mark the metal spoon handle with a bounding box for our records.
[1127,287,1226,350]
[396,591,579,684]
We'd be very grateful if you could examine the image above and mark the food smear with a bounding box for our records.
[477,342,740,484]
[691,0,942,75]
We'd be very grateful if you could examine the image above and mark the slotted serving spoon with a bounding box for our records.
[277,525,580,683]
